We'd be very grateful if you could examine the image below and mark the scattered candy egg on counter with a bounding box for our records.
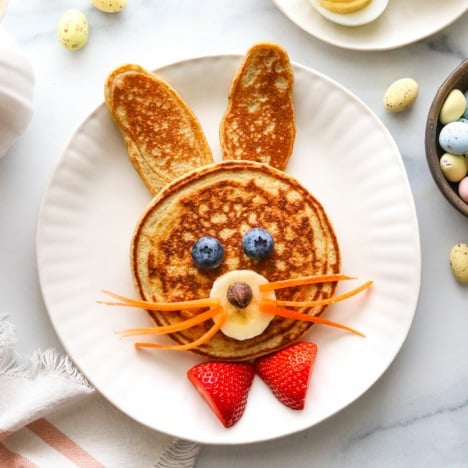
[439,153,468,183]
[383,78,419,113]
[449,243,468,284]
[439,89,467,125]
[439,121,468,155]
[92,0,127,13]
[459,176,468,203]
[57,9,89,50]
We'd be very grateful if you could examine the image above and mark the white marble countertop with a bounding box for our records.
[1,1,467,466]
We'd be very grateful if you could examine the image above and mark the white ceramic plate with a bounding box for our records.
[36,55,420,445]
[273,0,467,51]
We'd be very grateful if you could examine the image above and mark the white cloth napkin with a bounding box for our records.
[0,314,200,467]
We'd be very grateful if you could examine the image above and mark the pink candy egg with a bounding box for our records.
[459,175,468,203]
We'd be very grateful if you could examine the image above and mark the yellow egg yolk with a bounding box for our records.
[318,0,372,14]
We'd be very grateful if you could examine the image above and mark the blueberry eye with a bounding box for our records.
[191,236,224,270]
[242,228,274,260]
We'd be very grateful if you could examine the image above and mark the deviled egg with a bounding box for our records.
[310,0,389,27]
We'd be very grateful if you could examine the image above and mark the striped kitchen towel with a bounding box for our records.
[0,314,200,467]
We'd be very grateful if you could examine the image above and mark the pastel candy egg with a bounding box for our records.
[57,10,89,50]
[459,176,468,203]
[439,89,467,124]
[449,243,468,284]
[439,121,468,154]
[383,78,419,112]
[439,153,468,182]
[92,0,127,13]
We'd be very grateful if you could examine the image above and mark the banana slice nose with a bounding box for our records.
[210,270,276,341]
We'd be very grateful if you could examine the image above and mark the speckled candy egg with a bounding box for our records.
[57,10,89,50]
[92,0,127,13]
[449,243,468,284]
[439,121,468,155]
[439,153,468,182]
[383,78,419,113]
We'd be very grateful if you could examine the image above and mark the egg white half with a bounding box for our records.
[310,0,389,27]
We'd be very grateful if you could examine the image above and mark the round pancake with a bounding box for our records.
[131,160,340,361]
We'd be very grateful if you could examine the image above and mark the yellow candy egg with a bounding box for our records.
[439,153,468,182]
[383,78,419,113]
[449,243,468,284]
[92,0,127,13]
[439,89,467,125]
[57,10,89,50]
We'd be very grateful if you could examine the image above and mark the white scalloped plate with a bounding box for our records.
[36,55,420,445]
[273,0,467,51]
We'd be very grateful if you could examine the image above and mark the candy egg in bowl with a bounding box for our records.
[425,59,468,217]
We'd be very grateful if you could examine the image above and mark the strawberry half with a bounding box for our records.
[187,361,255,428]
[255,341,318,410]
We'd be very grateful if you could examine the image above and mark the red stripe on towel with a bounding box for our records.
[27,418,104,468]
[0,442,38,467]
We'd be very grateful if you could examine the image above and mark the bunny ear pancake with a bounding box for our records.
[220,43,296,171]
[104,64,213,195]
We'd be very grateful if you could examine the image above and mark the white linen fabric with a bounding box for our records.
[0,314,200,467]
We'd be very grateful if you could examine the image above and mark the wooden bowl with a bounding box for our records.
[425,59,468,217]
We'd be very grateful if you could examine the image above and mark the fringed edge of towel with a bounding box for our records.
[0,313,93,391]
[1,314,200,467]
[0,312,16,348]
[154,438,200,468]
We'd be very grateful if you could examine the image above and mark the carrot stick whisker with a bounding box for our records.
[98,289,219,311]
[260,303,365,337]
[259,274,355,292]
[119,307,221,337]
[134,310,228,351]
[263,280,373,307]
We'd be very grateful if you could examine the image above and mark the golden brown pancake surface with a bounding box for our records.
[105,64,213,195]
[220,43,296,171]
[131,160,340,361]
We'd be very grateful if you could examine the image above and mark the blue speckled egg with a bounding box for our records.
[439,121,468,155]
